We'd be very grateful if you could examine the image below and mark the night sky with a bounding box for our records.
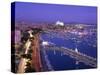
[14,2,97,24]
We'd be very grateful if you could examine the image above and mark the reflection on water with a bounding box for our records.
[14,24,97,72]
[40,28,97,70]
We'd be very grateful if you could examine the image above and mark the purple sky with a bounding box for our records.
[15,2,97,24]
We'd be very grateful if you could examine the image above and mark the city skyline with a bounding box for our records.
[11,2,97,73]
